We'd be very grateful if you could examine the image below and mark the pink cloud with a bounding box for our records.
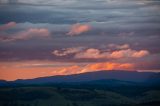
[0,22,16,31]
[108,44,130,49]
[67,23,91,36]
[0,28,50,42]
[132,50,150,58]
[14,28,50,40]
[52,45,150,59]
[75,48,149,59]
[74,48,108,59]
[110,49,150,59]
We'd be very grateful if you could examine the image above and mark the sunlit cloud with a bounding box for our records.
[0,22,16,31]
[52,45,150,59]
[54,62,134,75]
[109,49,150,59]
[52,65,82,75]
[131,50,150,58]
[0,61,134,81]
[75,48,149,59]
[74,48,108,59]
[67,23,91,36]
[81,62,134,72]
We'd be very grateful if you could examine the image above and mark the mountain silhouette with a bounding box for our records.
[12,70,160,85]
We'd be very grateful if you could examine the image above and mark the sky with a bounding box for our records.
[0,0,160,81]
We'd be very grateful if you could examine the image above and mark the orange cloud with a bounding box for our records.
[67,23,91,36]
[0,61,134,81]
[53,65,82,75]
[110,49,149,59]
[118,32,135,37]
[0,22,16,31]
[52,62,134,76]
[81,62,134,72]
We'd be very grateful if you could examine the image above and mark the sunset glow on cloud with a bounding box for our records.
[53,62,134,76]
[109,49,149,59]
[53,46,150,59]
[0,61,134,81]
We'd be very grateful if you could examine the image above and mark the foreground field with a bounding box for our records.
[0,85,160,106]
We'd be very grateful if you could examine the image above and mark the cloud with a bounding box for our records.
[0,28,50,42]
[131,50,150,58]
[0,22,16,31]
[0,0,76,5]
[67,23,91,36]
[82,62,134,72]
[0,61,134,80]
[73,44,149,59]
[52,45,150,59]
[53,65,82,75]
[52,47,85,56]
[52,45,149,60]
[108,44,130,49]
[53,62,134,75]
[14,28,50,40]
[75,48,150,59]
[74,48,108,59]
[0,36,13,42]
[109,49,150,59]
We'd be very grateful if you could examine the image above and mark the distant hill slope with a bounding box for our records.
[11,70,160,85]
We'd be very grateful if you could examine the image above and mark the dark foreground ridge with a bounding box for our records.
[0,70,160,106]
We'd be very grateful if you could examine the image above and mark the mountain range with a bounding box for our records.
[0,70,160,86]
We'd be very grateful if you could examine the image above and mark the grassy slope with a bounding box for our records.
[0,86,160,106]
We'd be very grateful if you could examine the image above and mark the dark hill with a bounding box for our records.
[12,70,160,85]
